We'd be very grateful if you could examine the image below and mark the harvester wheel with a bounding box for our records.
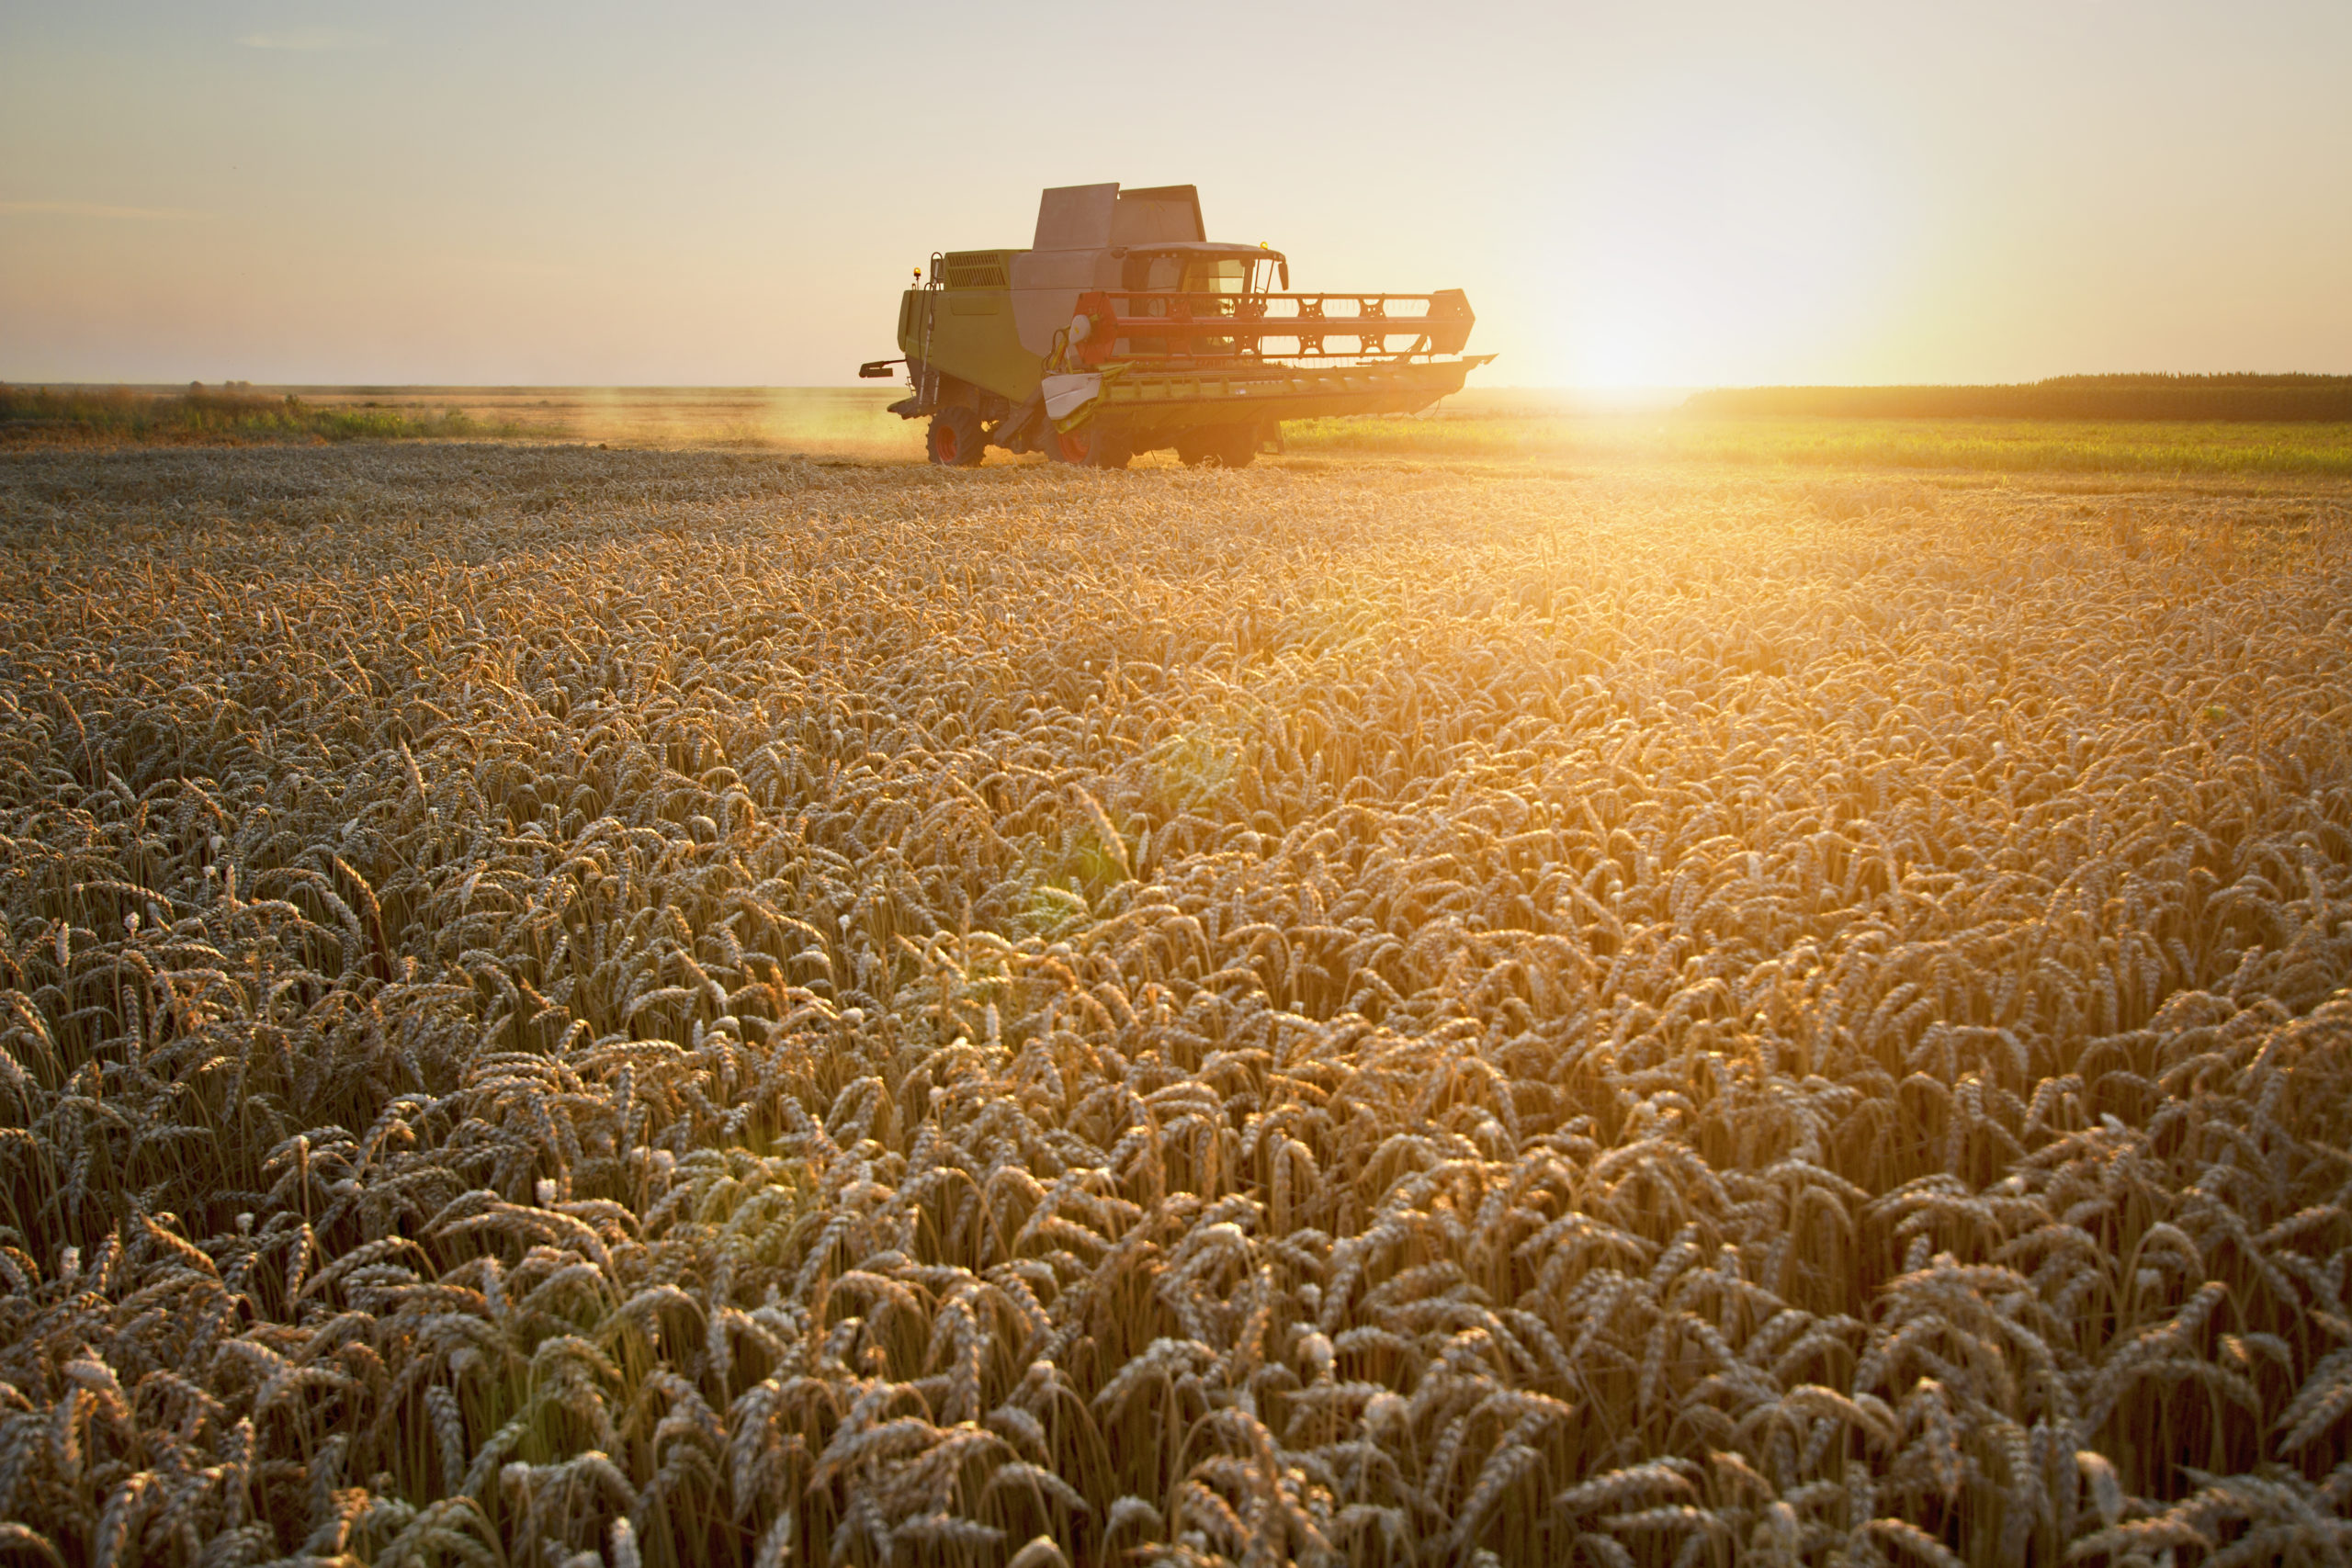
[927,406,984,468]
[1048,424,1130,469]
[1177,424,1259,469]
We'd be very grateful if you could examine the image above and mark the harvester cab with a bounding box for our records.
[863,182,1490,468]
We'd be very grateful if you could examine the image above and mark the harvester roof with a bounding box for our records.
[1109,241,1284,264]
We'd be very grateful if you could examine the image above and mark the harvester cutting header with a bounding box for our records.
[862,183,1492,468]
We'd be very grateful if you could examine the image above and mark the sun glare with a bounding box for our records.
[1544,78,1912,387]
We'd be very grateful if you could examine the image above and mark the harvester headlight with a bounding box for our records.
[1069,313,1092,344]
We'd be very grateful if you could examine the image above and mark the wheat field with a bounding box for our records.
[2,444,2349,1567]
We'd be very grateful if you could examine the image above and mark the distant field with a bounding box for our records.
[11,381,2352,477]
[1682,372,2352,422]
[1290,401,2352,477]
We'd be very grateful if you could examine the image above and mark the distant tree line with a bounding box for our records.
[1681,374,2352,422]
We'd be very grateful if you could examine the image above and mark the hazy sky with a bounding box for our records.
[4,2,2347,387]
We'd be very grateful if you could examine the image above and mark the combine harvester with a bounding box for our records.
[862,183,1491,468]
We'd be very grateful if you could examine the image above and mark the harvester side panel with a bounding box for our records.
[1108,185,1204,244]
[1009,249,1116,358]
[1033,184,1120,249]
[899,283,1043,408]
[1030,183,1204,248]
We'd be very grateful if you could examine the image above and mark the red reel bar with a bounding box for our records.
[1072,288,1473,367]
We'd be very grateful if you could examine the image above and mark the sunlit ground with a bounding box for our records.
[1,433,2349,1567]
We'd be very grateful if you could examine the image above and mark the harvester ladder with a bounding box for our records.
[918,253,944,411]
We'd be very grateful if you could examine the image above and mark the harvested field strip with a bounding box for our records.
[1,446,2349,1566]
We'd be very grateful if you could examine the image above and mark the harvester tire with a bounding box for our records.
[927,407,984,468]
[1048,424,1130,469]
[1177,424,1259,469]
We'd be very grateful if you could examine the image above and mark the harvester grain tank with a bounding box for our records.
[861,183,1492,468]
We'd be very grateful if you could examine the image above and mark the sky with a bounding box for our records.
[3,1,2348,389]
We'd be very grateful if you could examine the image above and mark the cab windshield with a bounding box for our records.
[1115,251,1280,358]
[1122,251,1277,297]
[1180,257,1249,295]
